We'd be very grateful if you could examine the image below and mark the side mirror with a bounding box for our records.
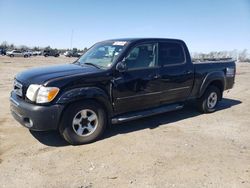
[116,60,127,72]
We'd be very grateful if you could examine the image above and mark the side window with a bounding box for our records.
[125,43,156,70]
[158,42,185,66]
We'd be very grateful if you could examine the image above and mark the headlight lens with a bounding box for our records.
[26,84,40,102]
[36,86,60,103]
[26,85,59,103]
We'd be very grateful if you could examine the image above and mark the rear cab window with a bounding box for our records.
[158,42,186,66]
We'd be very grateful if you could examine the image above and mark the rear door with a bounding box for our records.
[157,41,194,104]
[112,42,162,114]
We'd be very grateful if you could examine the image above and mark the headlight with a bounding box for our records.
[26,85,59,103]
[26,84,40,102]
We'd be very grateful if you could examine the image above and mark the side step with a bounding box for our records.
[111,103,184,124]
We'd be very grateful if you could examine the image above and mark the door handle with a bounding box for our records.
[153,74,160,79]
[148,74,160,79]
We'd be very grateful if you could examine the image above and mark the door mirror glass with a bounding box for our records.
[116,60,127,72]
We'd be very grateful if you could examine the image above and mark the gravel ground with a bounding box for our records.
[0,56,249,188]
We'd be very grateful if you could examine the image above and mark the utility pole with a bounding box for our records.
[70,29,74,50]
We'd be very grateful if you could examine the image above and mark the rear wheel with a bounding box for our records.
[59,101,107,145]
[10,54,14,57]
[197,85,221,113]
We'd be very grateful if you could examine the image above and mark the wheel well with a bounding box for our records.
[58,98,112,129]
[87,98,111,117]
[208,80,224,99]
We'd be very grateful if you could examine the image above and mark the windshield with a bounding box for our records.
[76,41,128,69]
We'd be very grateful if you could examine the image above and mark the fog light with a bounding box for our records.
[23,118,33,128]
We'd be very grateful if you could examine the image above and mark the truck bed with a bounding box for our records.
[190,59,236,98]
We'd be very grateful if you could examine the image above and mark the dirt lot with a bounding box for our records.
[0,56,249,188]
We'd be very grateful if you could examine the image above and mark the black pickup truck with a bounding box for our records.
[10,38,236,144]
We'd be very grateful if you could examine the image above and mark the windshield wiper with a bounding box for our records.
[84,62,101,69]
[73,61,80,65]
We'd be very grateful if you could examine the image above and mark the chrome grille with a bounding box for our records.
[14,80,23,97]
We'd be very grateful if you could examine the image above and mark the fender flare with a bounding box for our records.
[198,71,226,98]
[56,87,113,116]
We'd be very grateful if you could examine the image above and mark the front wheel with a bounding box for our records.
[59,101,107,145]
[197,85,221,113]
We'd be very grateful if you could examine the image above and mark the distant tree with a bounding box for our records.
[44,46,51,50]
[239,49,248,62]
[32,46,40,51]
[0,41,8,49]
[209,51,216,58]
[83,47,88,53]
[200,53,206,59]
[10,44,15,50]
[19,45,28,51]
[230,49,238,61]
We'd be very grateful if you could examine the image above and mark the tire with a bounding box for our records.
[24,55,28,58]
[59,101,107,145]
[197,85,221,113]
[44,54,48,57]
[10,54,14,57]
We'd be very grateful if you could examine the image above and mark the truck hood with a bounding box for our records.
[15,63,100,85]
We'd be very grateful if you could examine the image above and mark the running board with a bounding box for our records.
[111,103,184,124]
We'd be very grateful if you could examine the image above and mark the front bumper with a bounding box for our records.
[10,92,64,131]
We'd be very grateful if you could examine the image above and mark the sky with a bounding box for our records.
[0,0,249,52]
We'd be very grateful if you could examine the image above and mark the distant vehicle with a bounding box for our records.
[25,50,33,57]
[64,51,81,57]
[6,50,30,58]
[64,51,72,57]
[72,52,82,57]
[10,38,236,145]
[32,51,42,56]
[77,52,84,56]
[0,48,6,55]
[43,50,60,57]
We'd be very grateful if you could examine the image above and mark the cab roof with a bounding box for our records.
[104,38,185,43]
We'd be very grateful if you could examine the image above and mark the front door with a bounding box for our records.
[112,42,161,114]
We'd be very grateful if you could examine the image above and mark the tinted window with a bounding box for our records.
[125,43,156,70]
[158,42,185,65]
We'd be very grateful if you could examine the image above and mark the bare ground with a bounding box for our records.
[0,56,249,188]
